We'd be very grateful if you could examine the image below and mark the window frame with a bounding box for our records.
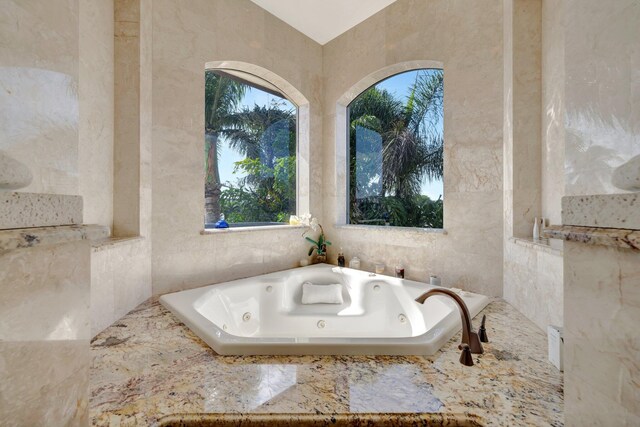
[203,67,301,229]
[344,67,445,230]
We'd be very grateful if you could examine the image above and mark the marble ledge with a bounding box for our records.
[91,235,145,252]
[158,412,482,426]
[201,224,306,235]
[509,237,563,255]
[544,225,640,251]
[0,224,109,255]
[335,224,448,235]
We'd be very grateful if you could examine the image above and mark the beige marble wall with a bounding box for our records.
[89,0,152,335]
[113,0,142,236]
[79,0,114,227]
[503,238,563,331]
[150,0,323,295]
[0,241,91,426]
[564,242,640,425]
[322,0,504,296]
[541,0,564,225]
[564,0,640,196]
[504,0,542,240]
[502,0,564,333]
[90,238,152,336]
[0,0,79,195]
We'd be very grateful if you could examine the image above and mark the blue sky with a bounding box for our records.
[216,68,443,201]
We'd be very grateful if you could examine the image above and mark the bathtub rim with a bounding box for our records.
[159,264,490,356]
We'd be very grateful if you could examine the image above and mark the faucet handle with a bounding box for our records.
[459,344,474,366]
[478,315,488,343]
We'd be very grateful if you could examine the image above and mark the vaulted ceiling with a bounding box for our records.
[250,0,397,45]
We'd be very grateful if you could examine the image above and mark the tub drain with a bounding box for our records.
[373,284,381,292]
[317,320,326,329]
[242,312,251,322]
[222,324,228,331]
[266,285,273,293]
[398,314,407,324]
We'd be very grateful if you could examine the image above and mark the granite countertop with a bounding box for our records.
[90,298,563,426]
[548,192,640,251]
[544,225,640,251]
[0,224,109,255]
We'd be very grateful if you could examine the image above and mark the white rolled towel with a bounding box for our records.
[301,282,344,304]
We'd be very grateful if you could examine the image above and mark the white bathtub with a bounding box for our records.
[159,264,490,355]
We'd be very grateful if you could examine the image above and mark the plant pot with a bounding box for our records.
[315,253,327,264]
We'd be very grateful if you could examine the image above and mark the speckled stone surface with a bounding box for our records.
[90,299,563,427]
[0,224,109,255]
[561,193,640,230]
[544,225,640,251]
[0,191,82,229]
[157,412,483,426]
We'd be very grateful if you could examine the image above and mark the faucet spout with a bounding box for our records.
[415,288,484,356]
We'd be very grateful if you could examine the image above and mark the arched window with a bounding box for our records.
[347,69,444,228]
[204,69,298,228]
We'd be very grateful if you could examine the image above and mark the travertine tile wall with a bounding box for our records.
[113,0,141,237]
[0,240,92,426]
[322,0,504,296]
[564,0,640,196]
[0,0,79,195]
[79,0,114,227]
[503,0,542,240]
[503,238,563,331]
[89,0,152,336]
[0,3,93,423]
[149,0,323,295]
[564,243,640,426]
[562,0,640,424]
[540,0,564,226]
[503,0,564,333]
[90,238,152,336]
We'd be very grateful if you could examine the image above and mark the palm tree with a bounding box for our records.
[348,70,444,226]
[204,71,246,223]
[222,102,297,220]
[224,102,296,172]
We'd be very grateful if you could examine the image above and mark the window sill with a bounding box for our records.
[91,236,145,252]
[509,236,563,255]
[201,224,306,235]
[334,224,447,235]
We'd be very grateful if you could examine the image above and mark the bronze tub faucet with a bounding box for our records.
[415,288,489,366]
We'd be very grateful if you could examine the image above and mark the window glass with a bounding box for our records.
[204,70,297,227]
[348,69,444,228]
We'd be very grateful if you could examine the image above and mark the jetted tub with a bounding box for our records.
[160,264,490,355]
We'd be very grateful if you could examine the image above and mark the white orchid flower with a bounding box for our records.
[309,217,319,232]
[300,213,312,226]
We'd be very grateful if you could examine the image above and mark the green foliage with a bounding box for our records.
[348,69,444,228]
[220,154,296,224]
[350,194,443,229]
[204,70,297,225]
[304,230,332,255]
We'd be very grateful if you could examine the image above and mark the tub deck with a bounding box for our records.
[159,265,490,355]
[90,299,563,426]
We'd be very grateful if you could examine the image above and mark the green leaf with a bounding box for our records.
[308,246,314,256]
[325,241,332,246]
[305,236,318,245]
